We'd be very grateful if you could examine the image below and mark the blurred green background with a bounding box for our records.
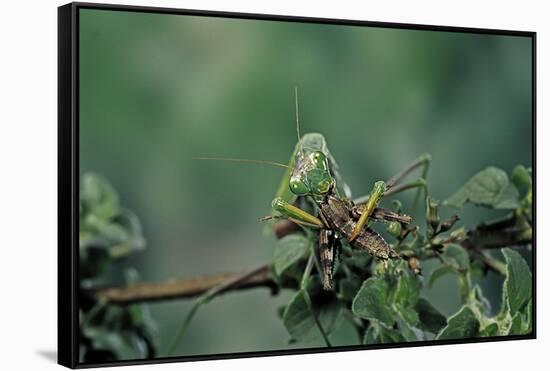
[79,9,532,358]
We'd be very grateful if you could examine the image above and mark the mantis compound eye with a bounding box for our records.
[306,152,333,195]
[289,176,310,195]
[310,151,329,169]
[316,179,332,194]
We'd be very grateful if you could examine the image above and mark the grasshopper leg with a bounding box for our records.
[319,229,337,290]
[349,181,386,241]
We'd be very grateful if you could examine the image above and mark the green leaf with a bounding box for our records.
[471,284,491,314]
[81,173,120,220]
[83,327,140,360]
[436,306,480,340]
[428,265,454,287]
[509,313,523,335]
[363,325,406,344]
[363,326,378,344]
[273,235,311,277]
[410,233,426,250]
[470,259,485,278]
[480,322,499,337]
[282,290,312,342]
[415,297,447,334]
[524,299,533,333]
[506,299,532,336]
[457,273,472,304]
[352,277,394,327]
[396,318,423,341]
[393,271,421,327]
[394,271,421,309]
[449,226,467,242]
[84,214,129,243]
[511,165,532,194]
[396,307,419,327]
[79,246,110,279]
[276,305,286,319]
[445,167,520,209]
[338,275,362,302]
[282,289,341,343]
[341,248,372,271]
[444,244,470,270]
[116,210,146,251]
[502,248,532,315]
[377,327,407,343]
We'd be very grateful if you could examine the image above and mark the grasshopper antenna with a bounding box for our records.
[194,157,290,169]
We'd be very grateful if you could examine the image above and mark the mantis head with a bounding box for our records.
[289,151,334,196]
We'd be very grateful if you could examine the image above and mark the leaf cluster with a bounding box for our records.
[272,165,533,345]
[79,173,158,362]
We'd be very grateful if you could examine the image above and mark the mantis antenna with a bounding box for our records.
[295,86,301,142]
[294,86,305,156]
[194,157,290,169]
[195,89,303,171]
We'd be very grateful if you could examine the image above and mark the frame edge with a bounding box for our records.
[65,2,537,368]
[58,2,78,369]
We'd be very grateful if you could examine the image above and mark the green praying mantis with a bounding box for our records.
[198,88,431,291]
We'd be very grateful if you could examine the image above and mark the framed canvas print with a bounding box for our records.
[58,2,536,368]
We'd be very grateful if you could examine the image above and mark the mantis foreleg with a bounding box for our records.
[386,153,431,213]
[270,197,324,228]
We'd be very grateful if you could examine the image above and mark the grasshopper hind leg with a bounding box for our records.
[319,229,338,291]
[352,153,432,227]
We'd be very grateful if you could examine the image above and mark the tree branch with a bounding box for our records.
[89,264,278,305]
[460,214,532,275]
[89,213,531,305]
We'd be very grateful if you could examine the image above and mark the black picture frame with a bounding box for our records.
[58,2,537,368]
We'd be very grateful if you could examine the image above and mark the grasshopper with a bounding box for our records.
[198,88,430,290]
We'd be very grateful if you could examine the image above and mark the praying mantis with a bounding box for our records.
[198,88,431,291]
